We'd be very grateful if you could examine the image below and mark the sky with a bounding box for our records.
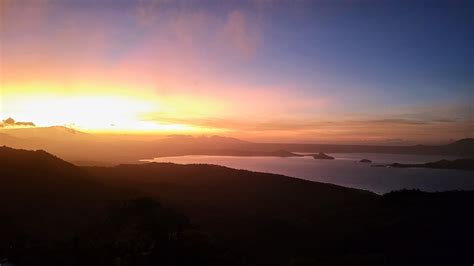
[0,0,472,144]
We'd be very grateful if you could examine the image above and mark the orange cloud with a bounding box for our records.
[1,117,35,128]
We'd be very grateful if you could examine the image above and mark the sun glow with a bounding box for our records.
[1,91,221,134]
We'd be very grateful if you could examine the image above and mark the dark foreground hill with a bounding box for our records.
[0,146,131,241]
[1,146,473,266]
[84,162,375,260]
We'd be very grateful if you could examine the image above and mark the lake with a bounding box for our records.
[143,153,474,194]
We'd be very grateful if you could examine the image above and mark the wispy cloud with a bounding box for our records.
[219,10,260,58]
[135,0,164,26]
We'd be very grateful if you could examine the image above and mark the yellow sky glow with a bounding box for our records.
[1,85,225,134]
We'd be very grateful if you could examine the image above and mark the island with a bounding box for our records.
[388,158,474,170]
[312,152,335,160]
[360,159,372,163]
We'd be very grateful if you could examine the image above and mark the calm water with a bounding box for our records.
[143,153,473,194]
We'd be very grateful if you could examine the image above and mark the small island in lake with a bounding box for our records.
[360,159,372,163]
[312,152,335,160]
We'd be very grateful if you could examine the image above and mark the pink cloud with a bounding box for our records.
[135,0,164,26]
[219,10,260,58]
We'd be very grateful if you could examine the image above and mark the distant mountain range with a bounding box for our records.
[1,146,473,265]
[247,138,474,157]
[1,126,472,164]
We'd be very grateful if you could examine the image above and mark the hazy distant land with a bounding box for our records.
[1,126,472,165]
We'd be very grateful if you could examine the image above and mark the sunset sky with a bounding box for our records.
[1,0,472,143]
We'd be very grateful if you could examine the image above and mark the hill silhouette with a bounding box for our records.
[0,146,134,243]
[1,146,473,265]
